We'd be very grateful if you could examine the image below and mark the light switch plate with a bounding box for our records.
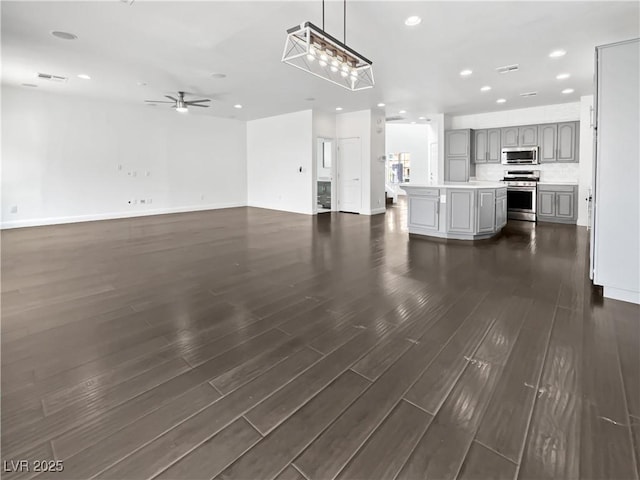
[440,194,446,203]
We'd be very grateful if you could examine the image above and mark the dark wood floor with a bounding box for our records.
[1,199,639,480]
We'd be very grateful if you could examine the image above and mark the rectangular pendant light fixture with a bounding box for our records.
[282,21,374,91]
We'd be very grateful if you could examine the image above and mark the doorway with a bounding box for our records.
[338,137,362,214]
[316,138,333,213]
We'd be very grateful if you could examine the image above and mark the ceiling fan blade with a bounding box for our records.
[185,99,210,104]
[187,104,210,108]
[165,95,178,102]
[145,100,175,103]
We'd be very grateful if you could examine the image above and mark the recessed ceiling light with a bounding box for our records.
[418,116,426,120]
[399,110,407,114]
[21,83,38,87]
[460,69,473,76]
[549,49,566,58]
[377,103,385,107]
[480,86,492,92]
[234,104,243,109]
[51,31,77,40]
[404,16,422,26]
[556,73,570,80]
[496,98,507,104]
[411,121,416,124]
[211,73,227,79]
[136,81,147,86]
[335,107,343,111]
[77,74,91,80]
[562,88,574,94]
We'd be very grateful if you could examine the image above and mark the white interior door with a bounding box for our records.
[338,138,362,214]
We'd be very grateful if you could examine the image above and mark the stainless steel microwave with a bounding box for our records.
[501,147,539,165]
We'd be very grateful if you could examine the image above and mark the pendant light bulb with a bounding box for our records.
[307,54,315,61]
[319,60,327,67]
[176,106,188,113]
[330,65,338,72]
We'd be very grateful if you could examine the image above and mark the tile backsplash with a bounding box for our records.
[474,163,580,183]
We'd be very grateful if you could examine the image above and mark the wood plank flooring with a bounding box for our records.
[2,200,639,480]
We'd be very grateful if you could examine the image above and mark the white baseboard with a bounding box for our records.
[0,202,246,230]
[603,286,640,305]
[361,207,386,216]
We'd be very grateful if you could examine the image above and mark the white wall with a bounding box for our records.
[578,95,594,228]
[386,124,429,187]
[1,86,247,229]
[247,110,313,215]
[313,110,336,211]
[447,101,594,226]
[592,39,640,304]
[370,108,386,214]
[336,109,385,215]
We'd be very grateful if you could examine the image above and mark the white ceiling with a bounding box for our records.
[2,1,639,122]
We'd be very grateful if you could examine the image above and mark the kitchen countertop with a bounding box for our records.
[537,182,579,185]
[401,181,506,190]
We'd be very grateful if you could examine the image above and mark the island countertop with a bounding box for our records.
[401,181,506,190]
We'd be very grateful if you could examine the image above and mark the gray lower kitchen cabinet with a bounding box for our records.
[477,189,496,233]
[537,185,577,223]
[445,129,475,181]
[408,190,439,232]
[447,189,475,234]
[496,194,507,229]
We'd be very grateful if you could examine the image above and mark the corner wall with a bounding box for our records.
[246,110,314,215]
[1,86,247,229]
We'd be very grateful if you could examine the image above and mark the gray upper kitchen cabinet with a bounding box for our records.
[476,189,496,233]
[447,189,475,234]
[520,125,538,147]
[538,124,558,162]
[445,129,475,182]
[501,127,519,148]
[557,122,578,162]
[487,128,501,163]
[501,125,537,148]
[474,128,501,164]
[537,184,577,223]
[474,130,487,163]
[446,129,470,157]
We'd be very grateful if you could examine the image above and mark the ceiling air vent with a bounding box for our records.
[496,64,519,74]
[385,116,405,122]
[520,91,538,97]
[37,73,68,83]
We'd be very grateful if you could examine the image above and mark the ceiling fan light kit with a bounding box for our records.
[144,91,210,113]
[282,0,374,91]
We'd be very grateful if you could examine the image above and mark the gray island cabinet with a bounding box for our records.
[401,183,507,240]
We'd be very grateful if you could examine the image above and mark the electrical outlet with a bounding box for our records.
[117,164,123,171]
[10,205,17,214]
[140,199,146,204]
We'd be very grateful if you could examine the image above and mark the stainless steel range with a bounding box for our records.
[502,170,540,222]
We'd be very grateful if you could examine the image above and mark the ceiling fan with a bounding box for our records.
[145,91,210,113]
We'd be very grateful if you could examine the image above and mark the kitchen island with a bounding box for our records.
[401,182,507,240]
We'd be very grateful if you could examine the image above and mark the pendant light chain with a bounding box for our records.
[344,0,347,44]
[322,0,325,30]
